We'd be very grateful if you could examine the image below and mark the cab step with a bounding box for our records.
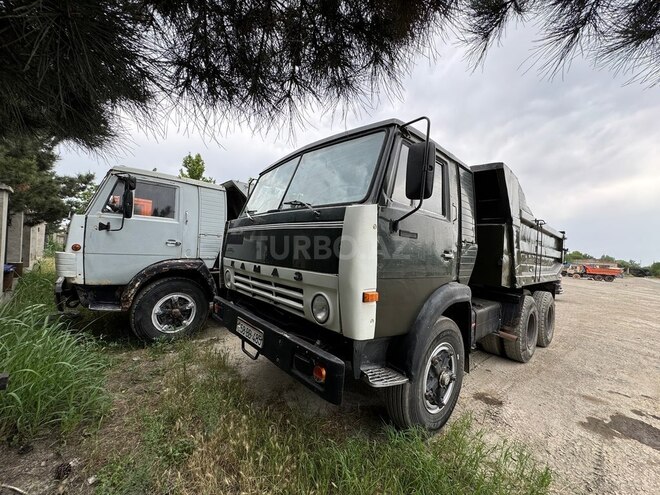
[88,303,122,312]
[361,366,409,388]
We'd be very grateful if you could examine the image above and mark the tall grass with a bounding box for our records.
[97,343,552,495]
[0,263,109,441]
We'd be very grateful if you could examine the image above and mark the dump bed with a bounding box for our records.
[469,163,565,290]
[583,266,622,277]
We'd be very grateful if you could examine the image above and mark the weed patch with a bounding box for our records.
[0,265,110,441]
[95,342,552,495]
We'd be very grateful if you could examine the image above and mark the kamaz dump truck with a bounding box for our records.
[212,117,565,430]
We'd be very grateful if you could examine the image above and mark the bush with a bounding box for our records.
[0,266,109,441]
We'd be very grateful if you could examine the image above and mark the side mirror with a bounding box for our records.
[122,184,134,219]
[406,141,435,200]
[125,176,137,191]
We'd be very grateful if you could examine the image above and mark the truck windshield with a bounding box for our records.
[243,131,385,215]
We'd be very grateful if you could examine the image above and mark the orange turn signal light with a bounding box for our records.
[312,365,326,384]
[71,243,81,252]
[362,291,379,303]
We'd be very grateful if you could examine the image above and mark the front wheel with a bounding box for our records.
[130,277,208,341]
[385,317,464,431]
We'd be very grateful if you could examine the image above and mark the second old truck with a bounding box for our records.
[212,118,565,430]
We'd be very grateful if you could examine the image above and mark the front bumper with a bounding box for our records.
[213,296,345,405]
[54,277,79,312]
[55,276,66,312]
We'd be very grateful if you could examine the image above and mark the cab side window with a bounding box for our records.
[134,181,177,219]
[103,181,125,214]
[424,161,444,216]
[391,143,445,216]
[391,144,411,205]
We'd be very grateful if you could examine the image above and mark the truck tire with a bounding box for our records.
[594,275,603,281]
[478,334,505,356]
[503,296,538,363]
[605,275,614,282]
[572,274,581,279]
[385,317,464,431]
[533,291,555,348]
[130,277,208,341]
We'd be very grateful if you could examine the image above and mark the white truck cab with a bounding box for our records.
[55,166,246,340]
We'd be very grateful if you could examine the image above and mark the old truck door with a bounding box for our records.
[376,139,458,337]
[83,176,185,286]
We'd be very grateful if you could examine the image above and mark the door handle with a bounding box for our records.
[441,251,454,260]
[165,239,182,247]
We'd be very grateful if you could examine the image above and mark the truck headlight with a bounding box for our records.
[224,269,232,288]
[311,294,330,324]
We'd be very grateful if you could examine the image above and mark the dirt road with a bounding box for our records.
[205,276,660,494]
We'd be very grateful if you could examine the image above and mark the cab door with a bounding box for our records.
[375,139,458,337]
[84,176,183,286]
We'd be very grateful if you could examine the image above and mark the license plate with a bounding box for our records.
[236,318,264,348]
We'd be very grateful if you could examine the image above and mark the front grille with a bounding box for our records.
[233,271,304,315]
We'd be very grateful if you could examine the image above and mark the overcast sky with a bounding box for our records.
[56,25,660,265]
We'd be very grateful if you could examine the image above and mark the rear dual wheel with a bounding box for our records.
[533,291,555,348]
[503,295,538,363]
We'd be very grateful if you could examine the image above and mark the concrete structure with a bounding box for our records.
[22,221,46,270]
[1,184,14,293]
[6,212,24,264]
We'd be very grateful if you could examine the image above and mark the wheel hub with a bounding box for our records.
[151,293,197,334]
[423,343,457,414]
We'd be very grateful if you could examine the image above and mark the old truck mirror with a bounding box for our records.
[125,175,137,191]
[406,141,435,200]
[122,182,134,219]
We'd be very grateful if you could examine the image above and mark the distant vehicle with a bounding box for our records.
[629,267,651,277]
[563,264,622,282]
[212,117,565,430]
[54,167,247,340]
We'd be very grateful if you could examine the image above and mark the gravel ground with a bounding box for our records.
[206,276,660,495]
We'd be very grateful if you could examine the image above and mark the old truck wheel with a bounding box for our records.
[478,334,505,356]
[385,317,464,431]
[572,274,581,279]
[503,296,538,363]
[605,275,614,282]
[533,291,555,348]
[130,277,208,341]
[594,275,603,281]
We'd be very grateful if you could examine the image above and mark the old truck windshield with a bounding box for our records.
[243,132,385,215]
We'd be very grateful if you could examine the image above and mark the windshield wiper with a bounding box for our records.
[283,200,320,217]
[245,209,256,222]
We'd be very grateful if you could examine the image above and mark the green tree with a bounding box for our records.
[59,174,98,215]
[1,1,657,149]
[0,136,95,227]
[565,250,593,263]
[599,254,616,263]
[616,259,641,270]
[179,153,214,183]
[650,262,660,278]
